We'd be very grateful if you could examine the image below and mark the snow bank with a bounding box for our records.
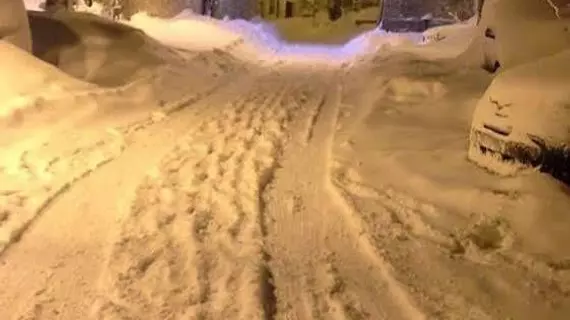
[23,0,42,11]
[123,11,281,63]
[126,10,426,64]
[369,20,479,62]
[221,18,283,52]
[421,16,477,44]
[126,11,242,51]
[0,41,89,120]
[344,29,423,55]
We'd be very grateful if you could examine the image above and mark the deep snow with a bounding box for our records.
[1,2,569,320]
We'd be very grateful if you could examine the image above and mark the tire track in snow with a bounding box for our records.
[262,78,360,320]
[329,172,495,319]
[0,68,274,319]
[0,65,252,257]
[95,72,311,320]
[0,132,124,255]
[262,73,426,320]
[303,94,327,145]
[332,168,459,250]
[332,167,570,319]
[326,180,428,320]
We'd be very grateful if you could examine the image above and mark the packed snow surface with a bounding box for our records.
[2,3,570,320]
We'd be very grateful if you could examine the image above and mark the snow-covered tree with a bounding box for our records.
[93,0,203,19]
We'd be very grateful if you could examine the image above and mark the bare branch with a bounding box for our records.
[545,0,561,19]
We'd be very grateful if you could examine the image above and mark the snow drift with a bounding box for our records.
[127,10,243,52]
[0,40,90,121]
[27,10,180,87]
[0,0,32,52]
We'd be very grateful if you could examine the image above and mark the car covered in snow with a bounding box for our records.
[477,0,570,73]
[468,49,570,183]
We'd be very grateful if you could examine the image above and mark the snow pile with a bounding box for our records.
[221,18,283,53]
[124,11,282,63]
[368,20,479,62]
[126,11,243,52]
[421,16,477,44]
[0,41,89,121]
[23,0,42,10]
[343,28,423,55]
[125,10,426,64]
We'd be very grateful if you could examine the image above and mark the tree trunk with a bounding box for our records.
[477,0,485,24]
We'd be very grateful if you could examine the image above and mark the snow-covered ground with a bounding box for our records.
[24,2,423,64]
[1,3,569,320]
[123,9,425,65]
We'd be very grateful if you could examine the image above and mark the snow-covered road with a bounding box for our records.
[2,66,402,319]
[2,6,570,317]
[2,56,570,319]
[0,64,424,320]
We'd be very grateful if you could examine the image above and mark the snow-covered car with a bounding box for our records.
[468,50,570,183]
[477,0,570,73]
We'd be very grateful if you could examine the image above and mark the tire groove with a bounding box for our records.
[96,71,299,320]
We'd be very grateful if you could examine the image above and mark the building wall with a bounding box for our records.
[216,0,258,19]
[381,0,476,20]
[380,0,477,31]
[259,0,302,18]
[262,0,380,18]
